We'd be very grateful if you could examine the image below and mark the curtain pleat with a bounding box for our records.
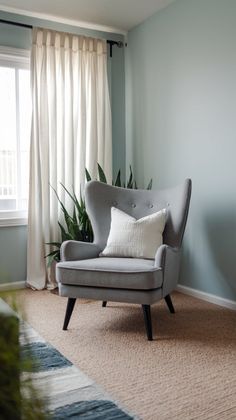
[27,28,112,290]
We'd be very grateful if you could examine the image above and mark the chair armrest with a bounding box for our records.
[154,244,179,268]
[154,244,181,296]
[60,241,101,262]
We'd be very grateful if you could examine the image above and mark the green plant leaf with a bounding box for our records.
[58,221,73,242]
[72,188,82,213]
[72,187,93,241]
[65,215,75,237]
[114,169,121,187]
[70,206,81,240]
[74,190,85,223]
[45,249,60,266]
[44,249,60,257]
[46,182,94,265]
[51,184,74,234]
[45,242,61,247]
[127,165,133,188]
[60,183,75,204]
[85,168,92,182]
[72,206,77,225]
[97,163,107,183]
[146,179,153,190]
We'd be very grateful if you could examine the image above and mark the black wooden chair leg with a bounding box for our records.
[165,294,175,313]
[63,298,76,330]
[142,304,153,341]
[102,301,107,307]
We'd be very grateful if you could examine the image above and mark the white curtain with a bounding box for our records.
[27,28,112,290]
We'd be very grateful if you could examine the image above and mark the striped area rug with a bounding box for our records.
[20,323,136,419]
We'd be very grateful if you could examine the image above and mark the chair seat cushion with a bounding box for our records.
[56,257,163,290]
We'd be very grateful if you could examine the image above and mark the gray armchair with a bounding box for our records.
[56,179,191,340]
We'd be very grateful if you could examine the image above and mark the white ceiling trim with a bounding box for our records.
[0,5,127,36]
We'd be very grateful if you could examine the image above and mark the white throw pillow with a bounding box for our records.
[100,207,167,259]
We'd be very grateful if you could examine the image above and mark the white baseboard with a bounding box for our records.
[176,284,236,311]
[0,281,26,291]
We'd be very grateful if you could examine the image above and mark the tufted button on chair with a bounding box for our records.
[56,179,192,340]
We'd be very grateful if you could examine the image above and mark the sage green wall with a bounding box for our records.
[0,11,125,284]
[126,0,236,301]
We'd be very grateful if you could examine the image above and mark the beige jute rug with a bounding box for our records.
[17,289,236,420]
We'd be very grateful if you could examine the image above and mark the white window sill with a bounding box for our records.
[0,217,28,227]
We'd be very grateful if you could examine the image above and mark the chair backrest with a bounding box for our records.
[85,179,192,250]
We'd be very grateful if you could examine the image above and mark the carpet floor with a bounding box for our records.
[17,290,236,420]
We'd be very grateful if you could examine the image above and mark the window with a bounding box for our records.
[0,47,31,226]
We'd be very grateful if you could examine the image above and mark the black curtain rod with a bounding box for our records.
[0,18,123,57]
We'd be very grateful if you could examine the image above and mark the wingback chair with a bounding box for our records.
[56,179,192,340]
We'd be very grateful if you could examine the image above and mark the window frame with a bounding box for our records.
[0,46,30,227]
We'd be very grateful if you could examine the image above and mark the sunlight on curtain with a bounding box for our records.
[27,28,112,290]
